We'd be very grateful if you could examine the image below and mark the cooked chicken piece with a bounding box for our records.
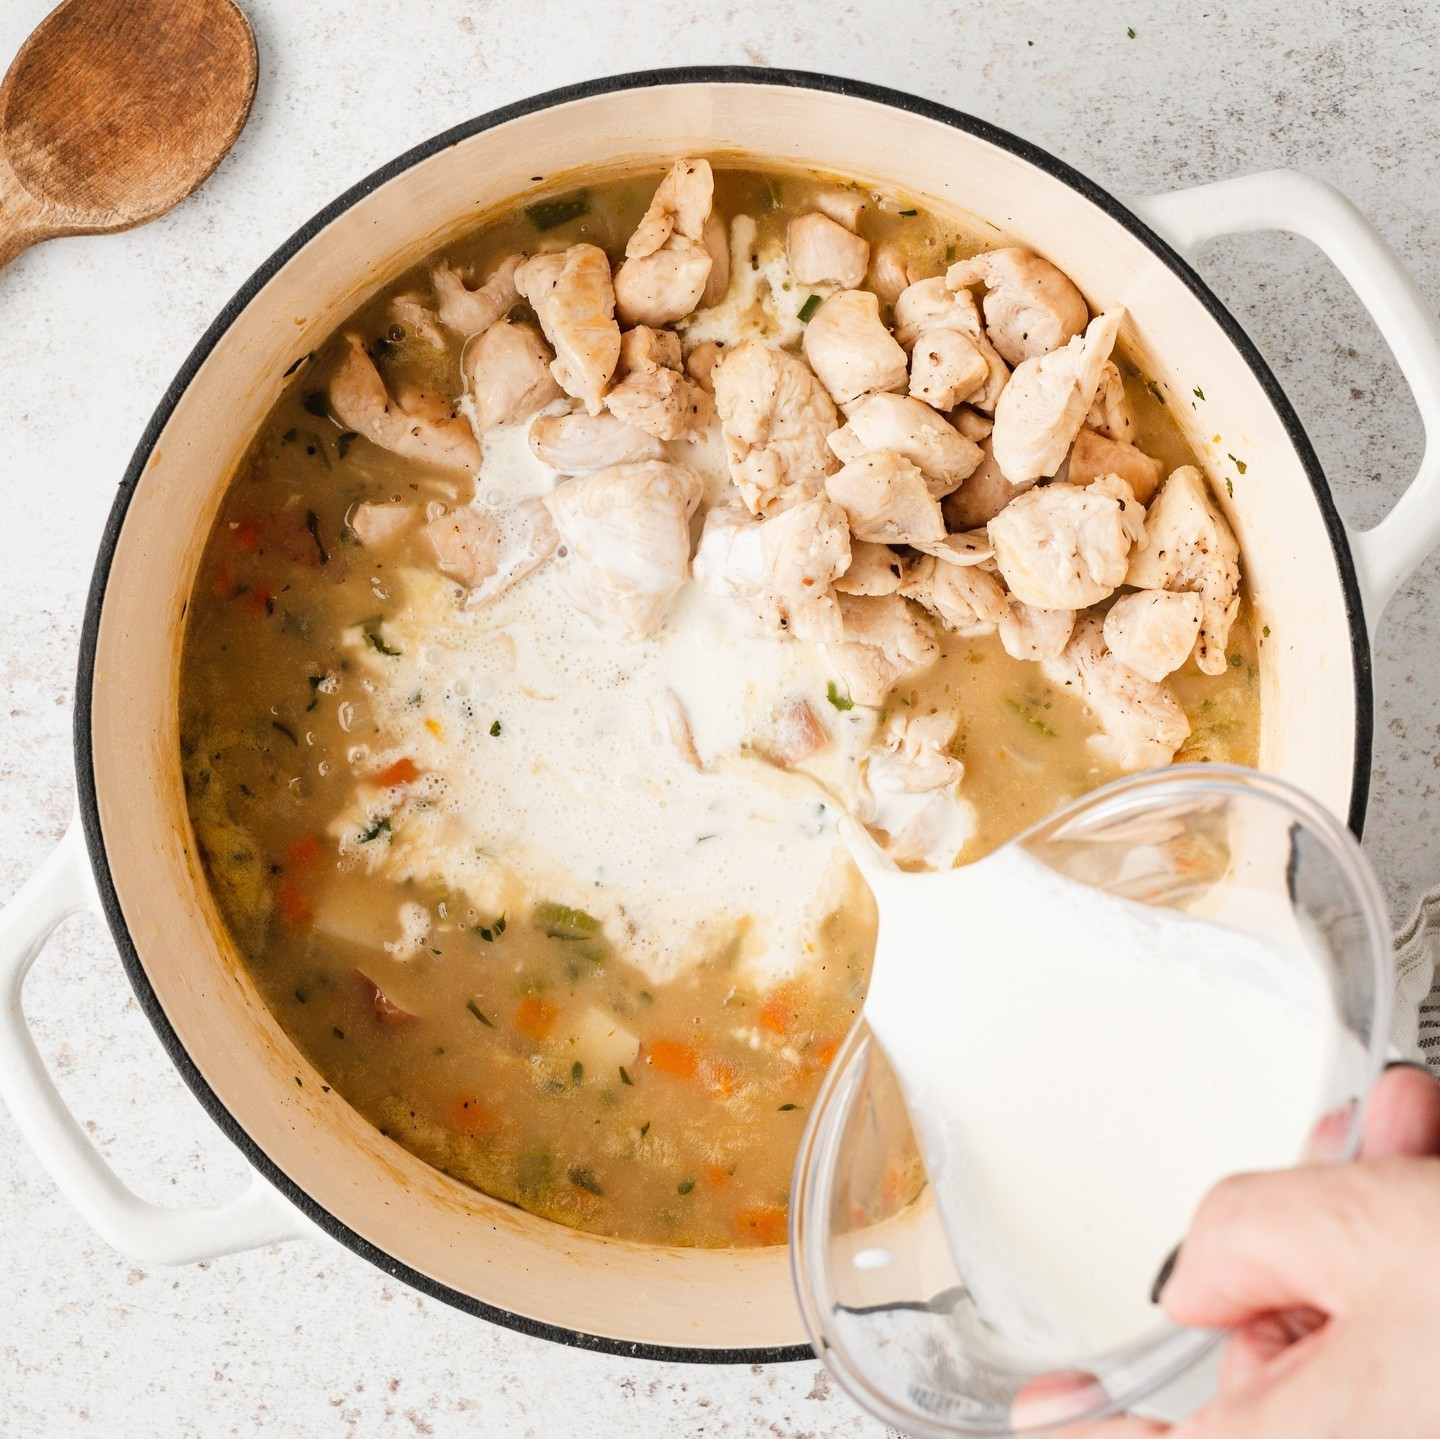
[827,392,982,497]
[424,506,500,587]
[912,529,995,567]
[1042,614,1190,771]
[952,407,993,443]
[825,451,946,546]
[514,244,622,416]
[626,157,714,258]
[909,328,990,411]
[827,593,940,707]
[691,497,851,643]
[542,460,703,637]
[684,339,726,393]
[943,439,1037,530]
[815,188,868,232]
[900,554,1010,637]
[713,339,839,516]
[700,212,730,308]
[892,278,1011,411]
[461,498,559,608]
[946,248,1090,365]
[464,319,563,432]
[1124,465,1241,675]
[656,689,702,769]
[991,308,1124,484]
[1086,360,1137,444]
[1104,589,1204,683]
[988,473,1145,609]
[998,601,1075,662]
[835,539,904,595]
[389,292,446,350]
[788,212,870,290]
[1066,427,1164,503]
[869,710,964,793]
[528,410,667,472]
[348,501,415,548]
[769,695,830,767]
[329,333,480,471]
[432,254,523,337]
[868,243,913,307]
[604,326,710,440]
[802,290,909,406]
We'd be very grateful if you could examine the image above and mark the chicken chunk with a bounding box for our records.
[900,555,1010,637]
[542,460,702,637]
[769,695,830,767]
[613,159,716,328]
[815,188,868,232]
[604,325,710,440]
[713,339,839,516]
[424,506,500,588]
[389,292,446,351]
[691,497,851,642]
[1104,589,1204,682]
[464,498,560,607]
[987,473,1145,609]
[684,339,726,393]
[700,212,730,308]
[329,333,480,472]
[835,540,904,595]
[464,319,563,432]
[1042,614,1190,771]
[1066,427,1164,504]
[529,410,667,472]
[893,278,1010,411]
[909,328,990,411]
[942,439,1036,530]
[827,392,982,497]
[825,451,946,546]
[1124,465,1241,675]
[946,248,1090,365]
[991,309,1124,485]
[432,254,522,337]
[787,212,870,289]
[514,244,621,416]
[912,529,995,567]
[348,501,415,548]
[1086,360,1136,444]
[952,407,993,443]
[869,711,964,793]
[867,243,913,307]
[802,290,908,406]
[998,601,1075,662]
[827,593,940,707]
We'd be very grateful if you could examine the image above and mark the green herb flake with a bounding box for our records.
[306,509,329,565]
[1225,477,1234,497]
[1126,25,1136,38]
[306,675,323,711]
[357,815,392,844]
[489,719,502,737]
[524,191,590,231]
[476,912,506,942]
[302,390,329,419]
[571,1061,584,1084]
[466,999,494,1028]
[619,1065,634,1086]
[826,681,855,712]
[363,619,401,656]
[271,720,298,745]
[1146,379,1166,406]
[336,430,358,460]
[797,293,823,323]
[778,1102,799,1112]
[677,1179,695,1196]
[945,243,956,262]
[639,1121,651,1137]
[567,1165,603,1196]
[1262,625,1271,638]
[1193,386,1206,400]
[1005,696,1057,738]
[898,208,918,217]
[638,990,654,1005]
[535,902,601,940]
[1228,453,1249,474]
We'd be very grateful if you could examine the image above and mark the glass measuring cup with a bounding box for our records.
[789,765,1393,1436]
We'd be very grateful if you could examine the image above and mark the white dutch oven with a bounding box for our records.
[4,70,1440,1362]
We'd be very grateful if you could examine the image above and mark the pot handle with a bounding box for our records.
[0,815,317,1265]
[1130,169,1440,629]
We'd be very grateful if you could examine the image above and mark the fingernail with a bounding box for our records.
[1151,1245,1179,1305]
[1385,1060,1433,1075]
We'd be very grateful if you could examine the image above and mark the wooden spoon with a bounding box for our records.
[0,0,257,270]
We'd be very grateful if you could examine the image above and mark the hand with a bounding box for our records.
[1012,1063,1440,1438]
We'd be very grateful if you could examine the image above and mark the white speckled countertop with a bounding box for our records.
[3,2,1439,1434]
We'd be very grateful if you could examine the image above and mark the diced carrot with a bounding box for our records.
[734,1203,788,1246]
[701,1057,738,1097]
[445,1096,490,1137]
[515,995,557,1042]
[229,516,264,552]
[424,718,445,741]
[275,876,312,927]
[759,984,799,1036]
[703,1164,730,1191]
[647,1039,698,1080]
[375,757,420,787]
[814,1037,840,1069]
[284,835,322,870]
